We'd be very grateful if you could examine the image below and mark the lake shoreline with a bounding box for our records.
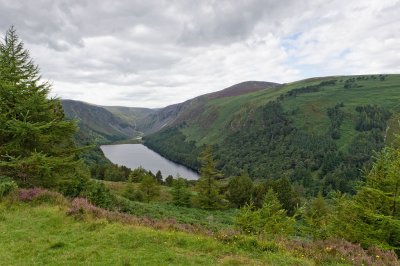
[101,144,199,180]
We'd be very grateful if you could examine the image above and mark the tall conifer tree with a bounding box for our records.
[195,146,223,209]
[0,27,79,187]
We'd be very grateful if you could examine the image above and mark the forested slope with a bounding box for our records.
[144,74,400,194]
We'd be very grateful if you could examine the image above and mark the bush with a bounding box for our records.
[236,189,294,237]
[139,175,160,202]
[80,181,116,210]
[16,188,67,205]
[123,183,144,202]
[172,178,191,207]
[60,177,116,210]
[0,177,18,198]
[226,172,253,208]
[286,238,399,266]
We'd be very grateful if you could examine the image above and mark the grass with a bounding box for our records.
[103,180,172,202]
[2,189,394,265]
[182,74,400,148]
[281,75,400,145]
[0,201,314,266]
[102,180,237,230]
[117,198,238,230]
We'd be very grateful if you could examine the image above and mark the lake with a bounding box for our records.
[100,144,199,180]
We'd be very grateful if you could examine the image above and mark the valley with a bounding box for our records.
[66,74,400,195]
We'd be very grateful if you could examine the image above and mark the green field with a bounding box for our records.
[0,201,317,266]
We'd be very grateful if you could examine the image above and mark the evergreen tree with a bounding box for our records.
[139,174,160,202]
[330,145,400,251]
[155,170,163,184]
[194,147,223,209]
[227,172,253,207]
[0,27,79,187]
[258,189,295,237]
[271,176,300,215]
[171,177,191,207]
[165,175,174,186]
[302,193,330,239]
[236,189,294,237]
[128,167,147,183]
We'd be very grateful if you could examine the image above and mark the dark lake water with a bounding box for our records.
[100,144,199,180]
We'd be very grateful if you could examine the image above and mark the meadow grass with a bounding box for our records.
[0,202,314,266]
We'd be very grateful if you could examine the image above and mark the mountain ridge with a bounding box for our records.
[62,80,280,139]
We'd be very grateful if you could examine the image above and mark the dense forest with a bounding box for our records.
[145,79,393,196]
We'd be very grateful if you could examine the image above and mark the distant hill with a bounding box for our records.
[61,100,154,144]
[137,81,279,134]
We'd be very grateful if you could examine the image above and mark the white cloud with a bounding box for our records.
[0,0,399,107]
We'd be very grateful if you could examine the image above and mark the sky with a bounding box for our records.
[0,0,399,108]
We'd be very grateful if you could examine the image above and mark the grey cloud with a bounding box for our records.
[0,0,399,107]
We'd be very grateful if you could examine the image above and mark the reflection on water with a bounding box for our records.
[101,144,199,180]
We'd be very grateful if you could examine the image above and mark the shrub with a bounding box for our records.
[17,188,66,205]
[139,175,160,202]
[80,181,116,210]
[67,197,211,235]
[171,178,191,207]
[60,177,116,209]
[0,177,18,198]
[226,172,253,208]
[215,229,280,253]
[235,189,294,237]
[286,238,399,266]
[123,183,144,202]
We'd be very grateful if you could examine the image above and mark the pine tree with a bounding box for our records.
[139,174,160,202]
[272,176,300,215]
[227,172,253,207]
[194,146,223,209]
[258,189,295,237]
[0,27,79,187]
[302,193,330,239]
[155,170,163,184]
[235,189,294,237]
[171,177,191,207]
[330,145,400,251]
[165,175,174,186]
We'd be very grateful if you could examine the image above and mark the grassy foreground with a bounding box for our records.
[0,202,314,266]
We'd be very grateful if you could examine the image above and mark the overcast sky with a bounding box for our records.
[1,0,399,108]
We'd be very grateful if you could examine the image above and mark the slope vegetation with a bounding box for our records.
[0,200,312,265]
[144,74,400,194]
[137,81,279,134]
[62,100,153,144]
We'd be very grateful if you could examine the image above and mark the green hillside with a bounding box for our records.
[0,197,313,266]
[2,186,398,266]
[62,100,154,144]
[103,105,156,129]
[135,81,279,135]
[144,74,400,194]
